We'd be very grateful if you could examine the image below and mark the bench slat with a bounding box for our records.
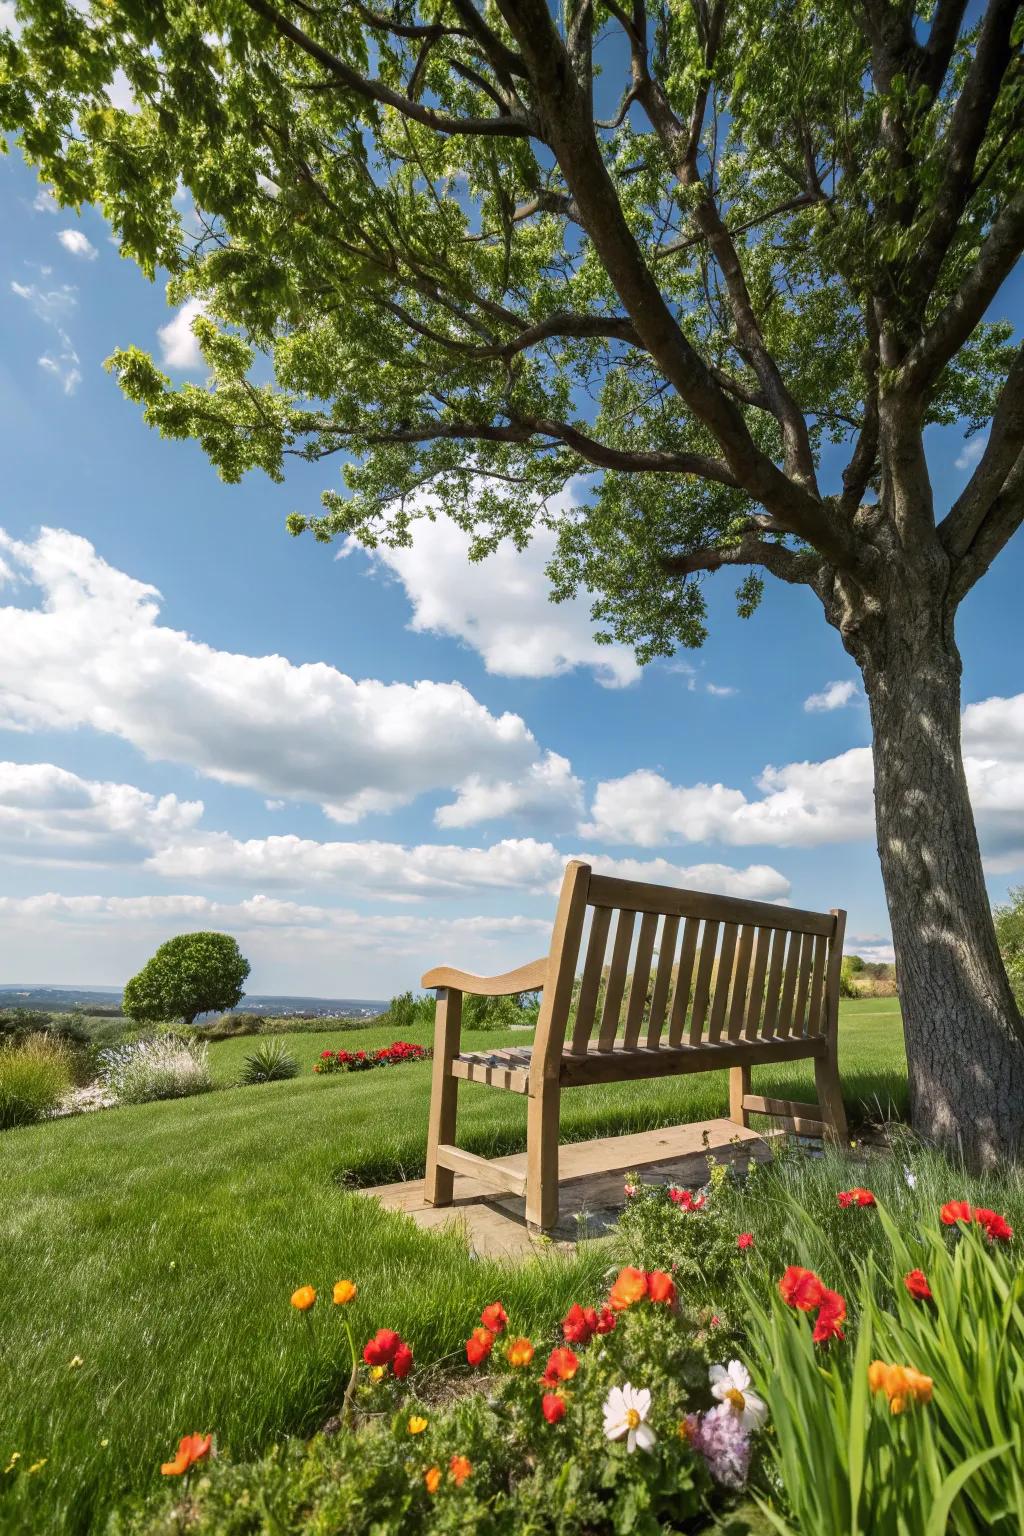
[570,905,611,1053]
[645,913,679,1049]
[707,922,738,1044]
[761,927,788,1039]
[743,925,773,1039]
[688,919,719,1044]
[668,915,700,1047]
[559,1034,827,1088]
[806,932,829,1035]
[585,874,835,933]
[791,929,815,1038]
[727,923,756,1041]
[434,1143,528,1195]
[623,911,658,1049]
[597,908,635,1050]
[775,929,804,1038]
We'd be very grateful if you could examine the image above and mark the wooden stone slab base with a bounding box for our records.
[354,1117,772,1261]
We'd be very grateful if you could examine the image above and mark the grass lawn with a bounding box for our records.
[0,1000,905,1533]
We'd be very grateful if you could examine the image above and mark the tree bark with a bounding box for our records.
[862,613,1024,1167]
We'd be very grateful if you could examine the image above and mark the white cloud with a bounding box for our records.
[33,188,58,214]
[434,752,583,830]
[0,761,202,866]
[106,67,138,114]
[264,799,285,812]
[0,1,21,38]
[57,229,98,261]
[804,679,860,712]
[585,694,1024,869]
[146,828,791,904]
[11,280,81,393]
[360,493,640,688]
[157,298,206,370]
[706,683,737,697]
[955,436,987,472]
[0,527,568,824]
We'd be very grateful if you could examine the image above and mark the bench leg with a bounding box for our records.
[814,1052,849,1146]
[525,1084,560,1231]
[729,1065,751,1129]
[424,988,461,1208]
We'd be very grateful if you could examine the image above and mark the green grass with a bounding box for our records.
[0,1001,906,1533]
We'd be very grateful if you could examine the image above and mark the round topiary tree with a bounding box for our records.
[123,933,251,1027]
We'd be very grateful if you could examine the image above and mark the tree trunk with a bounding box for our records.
[863,616,1024,1167]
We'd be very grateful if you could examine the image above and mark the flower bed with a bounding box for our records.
[122,1155,1023,1536]
[313,1040,429,1075]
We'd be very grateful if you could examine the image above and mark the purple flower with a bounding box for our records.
[686,1404,751,1489]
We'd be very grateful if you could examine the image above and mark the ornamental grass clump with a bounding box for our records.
[238,1039,299,1084]
[99,1035,212,1105]
[0,1032,73,1129]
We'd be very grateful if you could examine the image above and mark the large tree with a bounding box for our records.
[3,0,1023,1161]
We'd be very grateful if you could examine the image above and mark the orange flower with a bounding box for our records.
[506,1336,535,1368]
[541,1346,578,1385]
[837,1188,876,1208]
[290,1285,316,1311]
[812,1288,847,1344]
[160,1433,212,1477]
[466,1327,495,1367]
[480,1302,507,1334]
[332,1280,357,1305]
[940,1200,972,1225]
[869,1360,933,1414]
[407,1415,428,1435]
[541,1392,566,1424]
[424,1465,441,1494]
[904,1269,933,1301]
[449,1453,472,1487]
[778,1266,825,1311]
[646,1269,676,1305]
[609,1266,648,1310]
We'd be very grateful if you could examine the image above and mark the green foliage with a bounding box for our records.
[0,1,1018,660]
[615,1162,745,1311]
[742,1197,1023,1534]
[238,1038,299,1084]
[994,887,1024,1012]
[0,1007,90,1045]
[122,932,250,1026]
[0,1033,73,1128]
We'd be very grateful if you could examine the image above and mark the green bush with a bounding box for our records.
[123,932,250,1026]
[994,887,1024,1012]
[239,1039,300,1084]
[0,1033,73,1128]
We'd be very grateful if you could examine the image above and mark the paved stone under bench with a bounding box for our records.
[355,1117,772,1260]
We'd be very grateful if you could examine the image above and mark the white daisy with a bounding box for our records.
[602,1382,656,1453]
[708,1361,767,1432]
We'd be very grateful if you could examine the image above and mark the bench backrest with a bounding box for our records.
[531,861,845,1084]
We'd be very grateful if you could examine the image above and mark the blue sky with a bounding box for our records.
[1,144,1022,998]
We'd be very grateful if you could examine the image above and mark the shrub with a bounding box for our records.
[239,1040,299,1084]
[123,932,250,1026]
[99,1036,213,1105]
[314,1041,429,1075]
[994,886,1024,1012]
[0,1033,73,1128]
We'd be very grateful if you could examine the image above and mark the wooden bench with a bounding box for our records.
[422,861,848,1230]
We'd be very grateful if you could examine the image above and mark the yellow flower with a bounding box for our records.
[3,1452,21,1475]
[27,1460,47,1476]
[369,1364,387,1382]
[69,1356,84,1369]
[424,1465,441,1494]
[333,1280,357,1305]
[407,1415,428,1435]
[290,1286,316,1311]
[100,1439,109,1449]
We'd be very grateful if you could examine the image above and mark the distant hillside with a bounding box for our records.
[0,985,388,1018]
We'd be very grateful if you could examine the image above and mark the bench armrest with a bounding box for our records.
[420,957,548,996]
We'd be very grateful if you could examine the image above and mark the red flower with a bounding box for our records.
[594,1305,617,1334]
[609,1267,648,1310]
[941,1200,972,1225]
[779,1266,826,1311]
[646,1269,676,1305]
[160,1433,212,1477]
[541,1392,566,1425]
[737,1232,754,1250]
[668,1187,706,1211]
[392,1341,413,1379]
[562,1303,598,1345]
[974,1207,1013,1243]
[812,1288,847,1344]
[837,1188,876,1208]
[541,1346,579,1385]
[480,1302,507,1334]
[363,1329,402,1366]
[465,1327,495,1367]
[904,1269,933,1301]
[320,1050,333,1059]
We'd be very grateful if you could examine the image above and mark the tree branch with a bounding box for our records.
[240,0,539,138]
[660,530,823,588]
[901,185,1024,392]
[949,449,1024,601]
[939,340,1024,558]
